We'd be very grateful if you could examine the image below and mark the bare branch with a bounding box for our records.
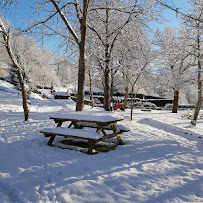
[42,24,68,39]
[156,0,203,23]
[24,2,75,32]
[50,0,79,46]
[89,7,138,14]
[109,31,120,56]
[95,10,106,24]
[87,24,105,46]
[24,11,58,32]
[74,0,82,22]
[0,0,13,9]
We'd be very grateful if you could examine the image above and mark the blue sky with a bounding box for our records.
[151,0,188,30]
[2,0,189,29]
[3,1,33,29]
[1,0,189,51]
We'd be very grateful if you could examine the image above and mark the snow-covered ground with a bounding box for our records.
[0,80,203,203]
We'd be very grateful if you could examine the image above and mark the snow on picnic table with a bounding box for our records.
[51,111,124,122]
[41,127,102,139]
[0,80,203,203]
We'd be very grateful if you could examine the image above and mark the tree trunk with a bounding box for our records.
[104,68,111,111]
[110,68,114,105]
[103,44,111,111]
[103,8,111,111]
[124,85,128,109]
[191,25,202,126]
[88,67,94,108]
[16,65,29,121]
[76,43,86,111]
[76,0,88,111]
[130,85,134,120]
[191,59,202,125]
[49,0,87,111]
[172,89,179,113]
[41,81,44,97]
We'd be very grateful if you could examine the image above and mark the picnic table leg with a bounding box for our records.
[111,125,117,133]
[47,135,56,146]
[57,121,63,127]
[72,121,81,129]
[96,124,108,134]
[68,122,73,128]
[68,121,81,129]
[116,135,123,145]
[116,132,124,145]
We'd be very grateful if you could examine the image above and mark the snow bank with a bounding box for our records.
[0,80,18,94]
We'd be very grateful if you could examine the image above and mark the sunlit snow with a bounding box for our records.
[0,80,202,203]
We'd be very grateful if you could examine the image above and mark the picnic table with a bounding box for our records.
[40,112,130,154]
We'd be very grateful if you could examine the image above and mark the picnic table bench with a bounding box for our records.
[40,112,130,154]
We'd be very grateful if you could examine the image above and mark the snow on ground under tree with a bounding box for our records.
[0,80,203,203]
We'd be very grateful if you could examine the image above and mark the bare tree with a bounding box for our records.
[181,0,203,125]
[87,0,162,111]
[10,34,61,89]
[50,0,89,111]
[117,25,153,120]
[23,0,163,112]
[88,65,94,108]
[154,27,196,113]
[0,17,29,121]
[25,0,90,111]
[0,0,13,9]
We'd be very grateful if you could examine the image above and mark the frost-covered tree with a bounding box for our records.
[26,0,163,111]
[154,27,196,113]
[0,16,29,121]
[87,0,162,111]
[181,0,203,125]
[25,0,92,111]
[8,34,33,90]
[5,33,62,91]
[0,37,10,77]
[54,56,75,87]
[114,24,154,119]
